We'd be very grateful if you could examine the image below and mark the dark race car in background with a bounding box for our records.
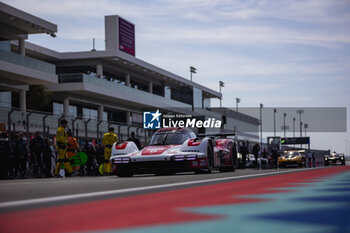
[325,152,345,166]
[110,127,237,177]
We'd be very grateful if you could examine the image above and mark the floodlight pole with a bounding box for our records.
[190,66,196,81]
[219,81,224,108]
[260,103,263,148]
[273,108,277,137]
[297,109,304,138]
[236,98,240,112]
[283,113,286,139]
[293,117,296,137]
[304,123,308,137]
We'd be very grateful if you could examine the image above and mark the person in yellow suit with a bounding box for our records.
[102,127,118,174]
[54,119,74,177]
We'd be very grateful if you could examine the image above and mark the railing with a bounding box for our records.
[59,73,192,109]
[0,50,56,74]
[0,107,152,147]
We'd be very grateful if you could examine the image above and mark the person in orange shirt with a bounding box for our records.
[66,130,79,171]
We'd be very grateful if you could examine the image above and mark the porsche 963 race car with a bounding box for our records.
[110,127,237,177]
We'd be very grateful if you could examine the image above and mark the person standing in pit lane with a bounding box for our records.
[13,132,28,178]
[271,147,279,169]
[252,143,260,169]
[307,150,312,168]
[42,139,54,178]
[30,131,45,178]
[0,132,11,179]
[102,127,118,175]
[54,119,75,178]
[66,130,79,172]
[127,131,141,150]
[239,141,248,169]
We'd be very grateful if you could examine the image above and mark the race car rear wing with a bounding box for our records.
[197,133,236,138]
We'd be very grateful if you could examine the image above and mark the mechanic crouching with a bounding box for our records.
[102,127,118,175]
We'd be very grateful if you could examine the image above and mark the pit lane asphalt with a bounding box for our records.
[0,166,332,213]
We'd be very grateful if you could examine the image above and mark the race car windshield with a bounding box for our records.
[286,152,299,157]
[150,132,188,145]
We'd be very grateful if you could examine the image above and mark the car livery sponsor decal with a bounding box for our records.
[141,145,175,155]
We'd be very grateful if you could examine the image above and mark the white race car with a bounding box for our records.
[110,127,237,177]
[245,154,269,168]
[325,152,346,166]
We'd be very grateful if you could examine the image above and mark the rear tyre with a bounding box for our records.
[206,144,214,173]
[219,144,235,172]
[229,144,236,172]
[325,158,329,166]
[194,144,214,174]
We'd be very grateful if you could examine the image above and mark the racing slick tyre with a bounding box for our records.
[194,144,214,174]
[229,144,236,172]
[219,144,235,172]
[302,158,306,168]
[206,144,214,173]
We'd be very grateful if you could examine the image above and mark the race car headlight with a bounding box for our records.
[325,157,328,160]
[173,155,185,161]
[167,148,181,154]
[113,157,131,164]
[186,154,197,161]
[171,155,197,161]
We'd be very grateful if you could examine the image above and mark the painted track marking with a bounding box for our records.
[0,168,321,209]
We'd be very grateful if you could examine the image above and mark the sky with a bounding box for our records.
[3,0,350,153]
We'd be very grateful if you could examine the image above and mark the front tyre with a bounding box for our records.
[341,158,346,166]
[219,144,235,172]
[206,144,214,173]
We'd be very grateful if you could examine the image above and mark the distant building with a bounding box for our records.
[0,2,259,144]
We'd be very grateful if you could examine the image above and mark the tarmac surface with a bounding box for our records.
[0,165,349,233]
[0,167,313,211]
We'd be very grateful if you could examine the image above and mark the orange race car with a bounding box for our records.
[279,150,306,167]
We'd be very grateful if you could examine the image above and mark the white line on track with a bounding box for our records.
[0,168,320,209]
